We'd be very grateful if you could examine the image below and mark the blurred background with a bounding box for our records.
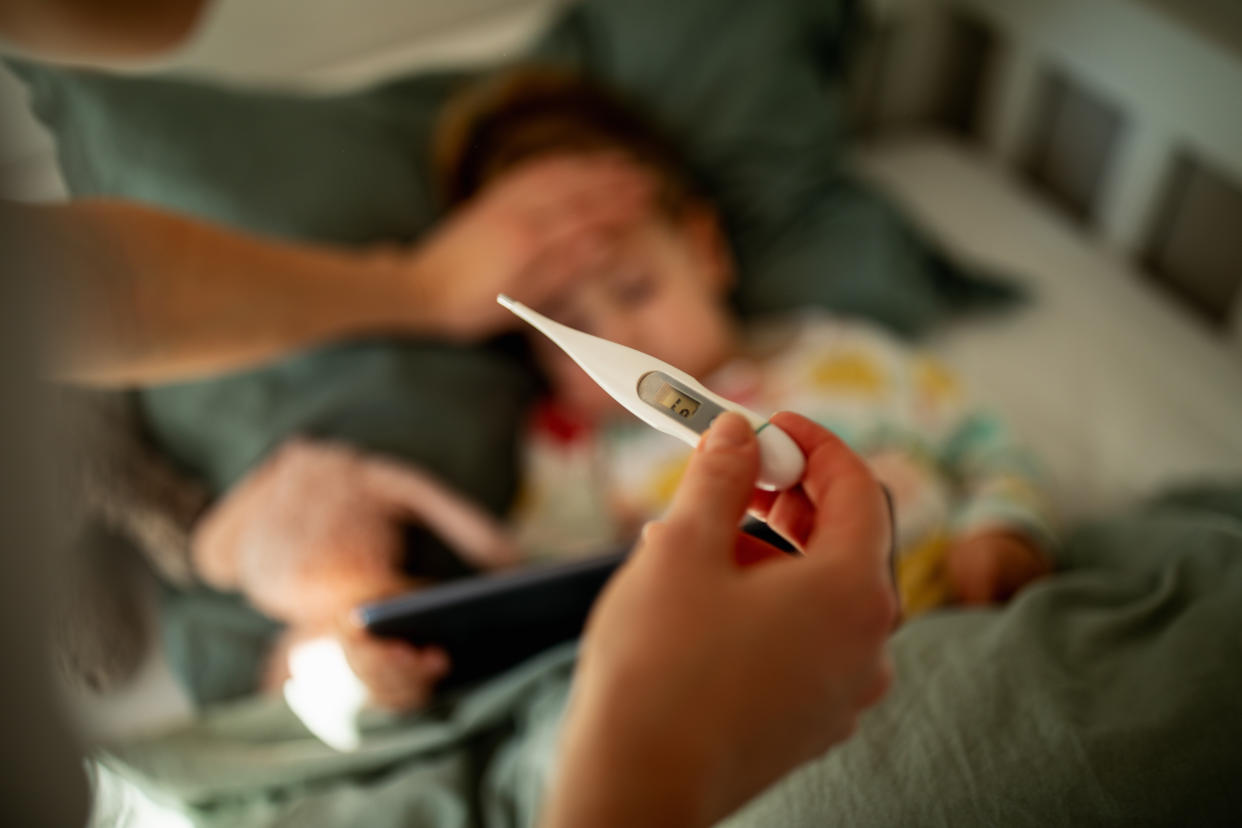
[1,0,1240,824]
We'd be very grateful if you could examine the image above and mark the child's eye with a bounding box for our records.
[610,267,656,307]
[538,296,577,327]
[562,311,591,333]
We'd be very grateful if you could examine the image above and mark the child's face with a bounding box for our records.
[531,209,736,422]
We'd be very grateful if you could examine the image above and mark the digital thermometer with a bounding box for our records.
[498,294,805,491]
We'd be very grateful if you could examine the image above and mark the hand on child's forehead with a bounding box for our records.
[534,222,660,321]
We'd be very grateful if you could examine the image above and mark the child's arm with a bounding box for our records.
[941,411,1053,544]
[766,318,1054,604]
[938,409,1055,602]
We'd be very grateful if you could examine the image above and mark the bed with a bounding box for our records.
[2,0,1240,824]
[856,134,1242,520]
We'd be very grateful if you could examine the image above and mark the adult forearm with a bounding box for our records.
[541,708,716,828]
[9,200,439,385]
[0,0,206,61]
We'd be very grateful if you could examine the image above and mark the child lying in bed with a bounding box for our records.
[197,68,1053,714]
[435,69,1054,613]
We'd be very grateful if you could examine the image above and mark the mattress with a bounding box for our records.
[854,132,1242,522]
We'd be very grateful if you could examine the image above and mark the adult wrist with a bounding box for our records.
[348,244,450,337]
[541,686,720,828]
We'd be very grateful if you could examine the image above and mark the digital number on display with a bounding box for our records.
[650,382,701,418]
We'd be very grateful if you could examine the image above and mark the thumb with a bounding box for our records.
[660,412,760,564]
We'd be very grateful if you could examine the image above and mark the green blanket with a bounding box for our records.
[102,484,1242,826]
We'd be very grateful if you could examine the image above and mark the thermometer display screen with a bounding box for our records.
[637,371,724,431]
[648,380,701,418]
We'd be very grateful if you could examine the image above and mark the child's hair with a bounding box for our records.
[432,66,700,215]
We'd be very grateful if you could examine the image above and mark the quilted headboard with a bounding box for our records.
[856,0,1242,348]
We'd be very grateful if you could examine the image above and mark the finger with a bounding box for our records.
[505,156,651,220]
[502,152,631,189]
[748,483,816,552]
[745,419,839,549]
[369,643,450,693]
[291,567,425,625]
[733,531,787,567]
[563,175,650,226]
[522,178,651,248]
[190,496,246,588]
[513,232,610,309]
[658,412,760,566]
[523,198,644,285]
[344,570,427,609]
[338,623,449,679]
[516,231,618,312]
[767,412,888,568]
[190,443,291,587]
[518,153,651,199]
[761,485,816,551]
[340,631,449,712]
[538,165,650,217]
[766,412,867,509]
[360,457,521,570]
[746,488,778,519]
[537,220,616,271]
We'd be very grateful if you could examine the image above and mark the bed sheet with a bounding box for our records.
[854,133,1242,522]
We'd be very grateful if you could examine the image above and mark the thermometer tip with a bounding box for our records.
[497,293,517,311]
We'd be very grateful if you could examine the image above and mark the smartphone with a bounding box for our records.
[355,550,628,689]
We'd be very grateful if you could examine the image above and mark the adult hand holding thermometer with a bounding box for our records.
[498,294,805,491]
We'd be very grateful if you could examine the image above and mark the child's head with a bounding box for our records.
[435,68,737,421]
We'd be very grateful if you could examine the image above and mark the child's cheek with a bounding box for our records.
[648,315,729,380]
[547,354,622,422]
[565,370,623,422]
